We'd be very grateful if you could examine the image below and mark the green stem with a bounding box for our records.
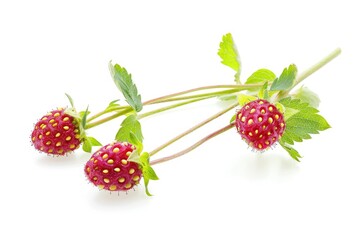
[150,123,234,165]
[87,106,129,122]
[85,108,134,129]
[148,102,238,157]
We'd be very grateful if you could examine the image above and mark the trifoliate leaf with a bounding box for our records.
[65,93,75,108]
[258,82,269,100]
[278,140,301,162]
[279,97,331,146]
[218,33,241,83]
[270,64,297,91]
[109,62,143,112]
[293,86,320,108]
[116,114,143,143]
[237,93,257,106]
[245,69,276,84]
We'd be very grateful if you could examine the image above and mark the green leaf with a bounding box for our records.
[218,33,241,83]
[65,93,75,108]
[138,152,159,196]
[127,149,141,164]
[129,132,143,153]
[115,115,143,143]
[237,93,257,106]
[245,69,276,84]
[229,113,237,124]
[270,64,297,91]
[81,106,89,129]
[82,138,92,153]
[109,62,143,112]
[87,136,102,146]
[258,82,269,100]
[279,140,301,162]
[293,86,320,108]
[279,97,331,146]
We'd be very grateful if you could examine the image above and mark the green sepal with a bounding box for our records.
[237,93,257,106]
[245,69,276,84]
[218,33,241,83]
[270,64,297,91]
[129,132,143,154]
[108,62,143,112]
[258,82,269,100]
[65,93,75,108]
[115,114,143,143]
[229,113,237,124]
[82,136,102,153]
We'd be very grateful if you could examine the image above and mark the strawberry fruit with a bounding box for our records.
[85,142,142,191]
[31,108,82,155]
[235,99,285,150]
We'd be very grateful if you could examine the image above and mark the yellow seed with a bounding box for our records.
[40,147,44,151]
[94,159,98,164]
[262,125,266,130]
[52,123,58,127]
[55,132,61,137]
[75,134,80,139]
[57,107,63,111]
[261,109,266,114]
[102,169,109,174]
[248,119,254,125]
[265,141,270,145]
[102,154,109,159]
[98,185,104,190]
[272,137,276,141]
[74,129,79,133]
[268,117,273,124]
[90,157,95,162]
[275,114,279,120]
[70,144,76,149]
[103,178,110,183]
[118,177,125,183]
[238,113,242,118]
[258,144,263,149]
[131,145,136,150]
[114,167,121,172]
[245,105,250,109]
[48,149,53,153]
[46,141,51,146]
[125,183,132,189]
[63,126,69,130]
[267,132,271,136]
[40,124,46,129]
[41,117,48,121]
[109,185,117,191]
[259,134,263,139]
[56,142,61,147]
[126,151,132,157]
[269,106,273,112]
[46,112,52,116]
[241,116,246,122]
[123,142,128,146]
[54,113,60,117]
[86,167,90,173]
[113,147,120,153]
[259,101,264,104]
[274,127,278,131]
[93,176,98,181]
[32,137,35,141]
[63,117,69,121]
[258,117,263,122]
[49,119,55,123]
[129,168,135,174]
[107,159,114,164]
[57,149,64,154]
[249,132,253,136]
[280,122,285,128]
[35,126,38,129]
[45,131,51,136]
[250,108,256,114]
[133,175,140,181]
[38,134,43,139]
[106,145,112,149]
[121,159,127,165]
[255,129,258,134]
[65,136,71,141]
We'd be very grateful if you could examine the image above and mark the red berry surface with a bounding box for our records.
[235,99,285,150]
[85,142,142,191]
[31,108,81,155]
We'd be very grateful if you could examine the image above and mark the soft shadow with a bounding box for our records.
[34,152,90,167]
[231,153,300,180]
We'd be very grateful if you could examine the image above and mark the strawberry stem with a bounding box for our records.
[150,123,235,165]
[148,102,238,157]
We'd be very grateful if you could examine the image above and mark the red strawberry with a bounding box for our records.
[235,99,285,150]
[85,142,142,191]
[31,108,81,155]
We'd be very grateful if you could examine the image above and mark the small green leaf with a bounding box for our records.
[81,106,89,129]
[279,140,301,162]
[65,93,75,108]
[270,64,297,91]
[82,138,92,153]
[109,62,143,112]
[229,113,237,124]
[138,152,158,196]
[218,33,241,83]
[87,136,102,146]
[127,149,141,164]
[116,115,143,143]
[293,86,320,108]
[129,132,143,153]
[237,93,257,106]
[245,69,276,84]
[258,82,269,100]
[280,97,331,146]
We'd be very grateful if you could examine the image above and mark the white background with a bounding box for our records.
[1,0,359,239]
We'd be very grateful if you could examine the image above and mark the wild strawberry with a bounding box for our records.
[31,108,81,155]
[235,99,285,150]
[85,142,142,191]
